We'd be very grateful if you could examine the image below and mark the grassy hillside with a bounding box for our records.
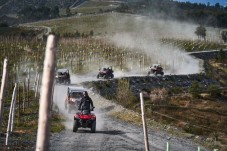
[30,13,224,40]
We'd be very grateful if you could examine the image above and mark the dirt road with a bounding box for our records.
[50,82,208,151]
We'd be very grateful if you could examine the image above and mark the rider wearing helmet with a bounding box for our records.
[79,91,95,112]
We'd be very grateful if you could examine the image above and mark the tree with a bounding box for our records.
[195,26,206,40]
[0,22,9,27]
[75,30,80,38]
[217,49,225,63]
[215,3,220,9]
[89,30,94,36]
[221,31,227,43]
[117,3,129,12]
[66,7,71,17]
[189,81,200,98]
[51,6,60,18]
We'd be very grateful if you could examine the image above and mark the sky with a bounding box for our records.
[174,0,227,6]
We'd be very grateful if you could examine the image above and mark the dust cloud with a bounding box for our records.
[104,13,222,75]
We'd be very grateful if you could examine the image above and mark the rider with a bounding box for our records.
[78,91,95,113]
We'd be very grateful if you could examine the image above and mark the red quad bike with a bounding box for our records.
[73,109,96,133]
[148,64,164,76]
[97,66,114,79]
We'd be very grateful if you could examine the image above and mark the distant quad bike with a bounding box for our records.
[55,68,71,84]
[148,64,164,76]
[97,66,114,79]
[65,87,87,113]
[73,109,96,133]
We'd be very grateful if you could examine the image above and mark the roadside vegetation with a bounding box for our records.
[0,32,64,150]
[161,38,226,52]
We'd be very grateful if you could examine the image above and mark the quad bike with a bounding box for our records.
[97,66,114,79]
[148,64,164,76]
[73,109,96,133]
[65,87,87,113]
[55,68,71,84]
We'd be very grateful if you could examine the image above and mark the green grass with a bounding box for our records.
[32,13,140,36]
[58,1,118,17]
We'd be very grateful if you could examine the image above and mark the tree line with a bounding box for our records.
[17,6,60,22]
[118,0,227,28]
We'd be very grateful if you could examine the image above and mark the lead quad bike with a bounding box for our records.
[97,66,114,79]
[73,109,96,133]
[148,64,164,76]
[55,68,71,84]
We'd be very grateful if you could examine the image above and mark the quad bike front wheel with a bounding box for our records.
[91,121,96,133]
[97,74,100,79]
[73,120,78,132]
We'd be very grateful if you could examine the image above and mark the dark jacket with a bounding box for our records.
[79,96,94,111]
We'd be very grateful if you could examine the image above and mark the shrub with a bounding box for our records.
[189,81,201,98]
[116,78,135,108]
[150,88,168,105]
[168,86,182,95]
[208,85,221,98]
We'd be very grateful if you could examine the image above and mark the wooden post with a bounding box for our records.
[35,74,40,98]
[36,35,57,151]
[11,83,17,132]
[23,79,26,111]
[27,77,30,107]
[166,142,170,151]
[17,83,20,122]
[0,58,8,134]
[140,93,149,151]
[5,83,17,145]
[34,72,38,90]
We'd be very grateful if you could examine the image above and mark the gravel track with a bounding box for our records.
[50,81,209,151]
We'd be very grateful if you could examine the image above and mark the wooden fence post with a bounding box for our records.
[0,58,8,134]
[34,72,38,90]
[36,35,57,151]
[5,83,17,146]
[140,92,149,151]
[23,79,26,111]
[11,83,17,132]
[166,142,170,151]
[27,77,30,107]
[17,83,20,122]
[35,74,40,98]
